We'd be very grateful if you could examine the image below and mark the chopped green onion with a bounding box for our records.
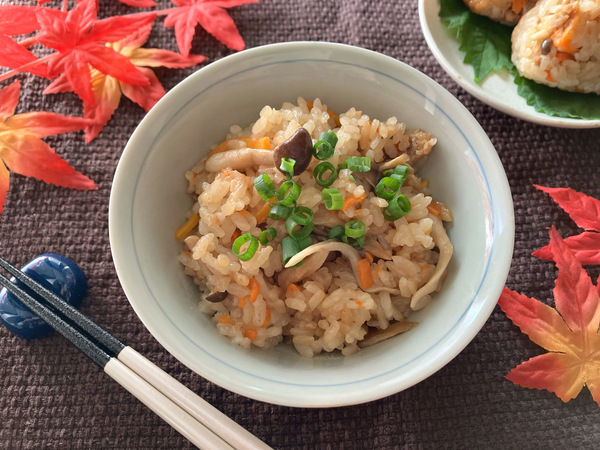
[268,204,292,220]
[313,162,338,187]
[383,194,411,221]
[320,130,338,148]
[345,156,371,173]
[281,236,299,266]
[232,233,259,261]
[259,228,277,246]
[296,235,313,251]
[375,176,401,201]
[312,130,337,161]
[342,235,365,248]
[344,220,365,238]
[276,180,301,206]
[253,174,276,201]
[328,225,345,240]
[290,206,314,225]
[313,141,334,161]
[285,215,315,239]
[280,157,296,178]
[321,188,343,210]
[383,165,409,185]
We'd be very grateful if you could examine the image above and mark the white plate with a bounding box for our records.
[418,0,600,129]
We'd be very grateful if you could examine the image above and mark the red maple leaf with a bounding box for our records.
[50,23,206,142]
[119,0,158,7]
[498,227,600,405]
[34,0,156,104]
[533,185,600,265]
[162,0,258,56]
[0,81,97,216]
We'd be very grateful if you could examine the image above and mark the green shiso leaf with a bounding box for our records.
[438,0,600,120]
[515,75,600,120]
[439,0,513,82]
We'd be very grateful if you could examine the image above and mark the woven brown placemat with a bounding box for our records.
[1,0,600,448]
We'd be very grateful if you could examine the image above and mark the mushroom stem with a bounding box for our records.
[410,215,453,310]
[284,240,367,288]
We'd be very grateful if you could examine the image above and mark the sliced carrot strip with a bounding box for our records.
[286,283,301,296]
[511,0,525,14]
[254,199,274,225]
[355,300,364,309]
[373,265,383,280]
[217,315,231,324]
[427,200,442,216]
[364,251,374,263]
[209,136,271,157]
[238,296,248,308]
[342,192,367,212]
[174,213,199,240]
[357,258,374,289]
[555,51,575,63]
[249,278,260,302]
[552,14,580,53]
[244,328,257,340]
[260,307,271,328]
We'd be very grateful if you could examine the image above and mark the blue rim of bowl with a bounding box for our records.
[111,42,514,405]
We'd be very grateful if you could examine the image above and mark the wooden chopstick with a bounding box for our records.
[0,257,271,450]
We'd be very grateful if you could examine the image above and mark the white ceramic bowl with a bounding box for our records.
[109,42,514,407]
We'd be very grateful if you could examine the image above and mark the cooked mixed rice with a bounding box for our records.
[177,98,453,357]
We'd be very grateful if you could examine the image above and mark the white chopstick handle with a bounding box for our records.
[104,358,233,450]
[118,346,271,450]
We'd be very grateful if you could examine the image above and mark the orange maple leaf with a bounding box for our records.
[498,226,600,405]
[45,23,206,142]
[0,81,97,216]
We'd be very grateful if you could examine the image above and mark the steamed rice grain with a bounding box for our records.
[178,98,453,356]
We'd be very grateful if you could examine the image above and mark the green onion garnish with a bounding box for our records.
[276,180,301,206]
[312,131,337,161]
[281,236,301,267]
[344,220,365,238]
[321,130,338,147]
[232,233,259,261]
[313,162,338,187]
[375,176,401,201]
[345,156,371,173]
[328,225,345,240]
[313,141,334,160]
[296,235,313,251]
[321,188,343,210]
[280,157,296,178]
[290,206,314,225]
[285,215,315,239]
[383,165,409,185]
[340,220,366,248]
[253,174,277,201]
[268,204,292,220]
[383,194,412,221]
[342,235,365,248]
[259,228,277,246]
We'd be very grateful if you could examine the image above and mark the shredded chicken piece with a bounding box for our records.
[205,148,274,172]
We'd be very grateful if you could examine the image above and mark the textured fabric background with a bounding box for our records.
[1,0,600,448]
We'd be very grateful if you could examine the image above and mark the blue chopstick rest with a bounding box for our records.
[0,254,87,339]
